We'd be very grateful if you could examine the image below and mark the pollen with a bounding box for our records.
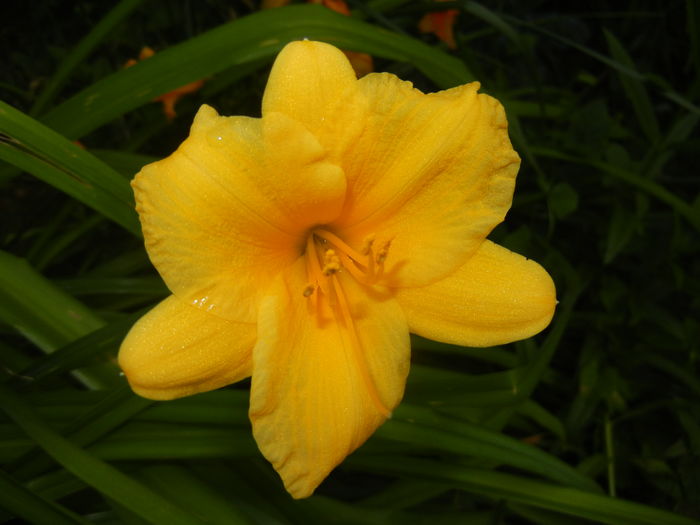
[322,249,341,275]
[361,235,375,256]
[304,229,391,296]
[376,239,392,263]
[301,227,393,418]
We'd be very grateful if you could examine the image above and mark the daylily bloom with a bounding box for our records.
[125,46,205,120]
[119,40,556,498]
[418,2,459,49]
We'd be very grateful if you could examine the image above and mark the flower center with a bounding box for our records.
[302,228,393,417]
[303,229,391,299]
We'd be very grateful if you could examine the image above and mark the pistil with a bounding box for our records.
[304,229,391,294]
[302,228,393,418]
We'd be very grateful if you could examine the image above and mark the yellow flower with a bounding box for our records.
[118,40,556,498]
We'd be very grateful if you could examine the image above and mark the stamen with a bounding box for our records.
[305,234,329,297]
[373,239,392,281]
[362,235,376,279]
[314,229,369,266]
[300,229,393,417]
[322,249,341,276]
[303,228,395,299]
[336,250,377,286]
[376,239,392,264]
[361,235,375,255]
[330,273,391,418]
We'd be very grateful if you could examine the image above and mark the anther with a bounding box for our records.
[303,284,316,297]
[361,235,375,256]
[376,239,392,263]
[322,249,341,275]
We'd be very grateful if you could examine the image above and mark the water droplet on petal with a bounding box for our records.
[206,129,226,147]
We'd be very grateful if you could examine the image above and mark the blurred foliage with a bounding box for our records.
[1,0,699,524]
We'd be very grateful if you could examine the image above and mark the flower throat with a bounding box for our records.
[303,229,391,299]
[303,228,392,417]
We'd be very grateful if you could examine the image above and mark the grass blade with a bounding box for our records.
[381,404,601,493]
[0,469,90,525]
[603,29,660,144]
[30,0,146,116]
[0,383,209,525]
[0,101,139,235]
[0,250,115,389]
[347,457,700,525]
[138,465,252,524]
[41,5,472,140]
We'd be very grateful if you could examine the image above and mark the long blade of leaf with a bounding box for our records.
[347,457,700,525]
[0,383,209,525]
[0,469,90,525]
[0,250,115,389]
[604,29,660,144]
[30,0,146,116]
[0,101,139,235]
[41,5,473,140]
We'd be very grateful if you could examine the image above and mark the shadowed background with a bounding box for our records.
[1,1,698,524]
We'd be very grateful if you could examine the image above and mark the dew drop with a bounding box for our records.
[206,130,226,147]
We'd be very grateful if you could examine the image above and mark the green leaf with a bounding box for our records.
[0,383,209,525]
[463,2,522,47]
[604,29,661,144]
[30,0,146,116]
[138,465,252,525]
[603,205,638,264]
[532,146,700,232]
[13,312,141,385]
[347,457,700,525]
[0,469,89,525]
[56,277,167,297]
[41,5,472,140]
[0,101,139,235]
[517,400,567,441]
[0,250,115,389]
[548,182,579,219]
[90,149,157,179]
[11,387,152,482]
[380,404,601,493]
[89,426,257,461]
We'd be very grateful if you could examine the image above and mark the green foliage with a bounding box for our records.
[1,1,698,524]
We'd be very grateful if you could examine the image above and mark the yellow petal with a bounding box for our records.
[262,40,367,164]
[249,258,410,498]
[394,240,556,347]
[133,105,346,322]
[332,75,520,288]
[118,295,255,400]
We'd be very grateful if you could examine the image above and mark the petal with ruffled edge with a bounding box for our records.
[118,295,255,400]
[333,75,520,288]
[133,105,346,323]
[249,258,410,498]
[262,40,368,166]
[262,41,519,288]
[394,240,556,348]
